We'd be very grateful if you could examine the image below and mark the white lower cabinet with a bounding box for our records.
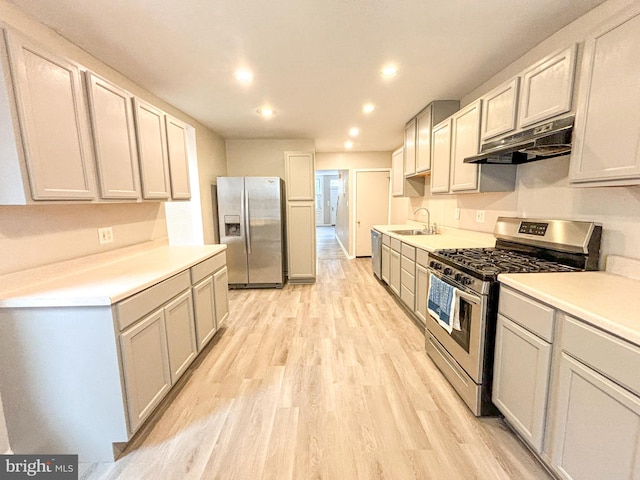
[551,353,640,480]
[119,308,171,434]
[164,290,197,383]
[381,242,390,284]
[389,242,401,296]
[493,313,551,452]
[415,264,429,325]
[213,266,230,328]
[192,276,217,350]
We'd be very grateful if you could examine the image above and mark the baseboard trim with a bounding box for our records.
[335,234,355,259]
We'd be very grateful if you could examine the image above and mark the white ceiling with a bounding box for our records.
[8,0,605,152]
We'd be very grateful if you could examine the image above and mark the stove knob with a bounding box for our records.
[443,267,453,275]
[454,273,463,282]
[429,261,435,268]
[434,263,442,270]
[463,277,474,286]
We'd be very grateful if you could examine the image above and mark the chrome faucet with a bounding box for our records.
[413,207,435,233]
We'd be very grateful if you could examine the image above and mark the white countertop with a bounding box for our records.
[0,242,226,308]
[373,223,495,252]
[499,271,640,347]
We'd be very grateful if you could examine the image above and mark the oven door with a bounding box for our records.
[425,272,487,383]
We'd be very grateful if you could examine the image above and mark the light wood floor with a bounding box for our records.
[80,227,551,479]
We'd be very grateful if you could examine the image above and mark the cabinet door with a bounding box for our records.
[518,45,576,129]
[389,249,401,296]
[133,98,171,199]
[284,151,315,200]
[430,118,452,194]
[213,266,229,328]
[119,308,171,434]
[551,353,640,480]
[403,118,417,176]
[391,148,404,197]
[381,244,390,284]
[5,31,96,200]
[287,201,316,281]
[492,314,551,453]
[481,77,519,141]
[415,264,429,325]
[85,72,140,199]
[192,276,217,351]
[415,105,433,173]
[165,115,191,199]
[164,290,197,384]
[569,9,640,185]
[450,100,481,192]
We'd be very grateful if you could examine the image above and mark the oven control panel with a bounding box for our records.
[518,221,549,236]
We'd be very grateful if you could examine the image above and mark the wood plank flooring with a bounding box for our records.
[80,226,551,479]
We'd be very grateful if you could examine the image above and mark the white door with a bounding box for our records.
[315,177,323,225]
[355,170,390,257]
[329,179,339,225]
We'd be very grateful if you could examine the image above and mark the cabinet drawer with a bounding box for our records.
[190,252,226,284]
[382,234,390,247]
[401,256,415,275]
[390,237,402,252]
[400,285,415,310]
[416,249,429,268]
[116,271,191,331]
[401,268,415,292]
[561,314,640,397]
[401,243,416,261]
[499,287,555,342]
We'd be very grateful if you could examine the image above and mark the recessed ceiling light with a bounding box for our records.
[257,107,275,117]
[344,140,354,149]
[381,65,399,78]
[362,103,375,114]
[349,127,359,137]
[234,69,254,83]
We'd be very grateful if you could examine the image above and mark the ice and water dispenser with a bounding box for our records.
[224,215,241,236]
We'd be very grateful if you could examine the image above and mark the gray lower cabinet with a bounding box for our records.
[213,266,230,328]
[493,313,552,452]
[119,308,172,434]
[550,314,640,480]
[414,249,430,325]
[192,276,217,350]
[389,238,401,296]
[164,290,197,383]
[381,243,390,284]
[400,243,416,311]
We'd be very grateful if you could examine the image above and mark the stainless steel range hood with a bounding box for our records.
[464,115,574,165]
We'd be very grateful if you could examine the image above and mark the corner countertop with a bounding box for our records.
[373,223,495,252]
[499,271,640,347]
[0,242,227,308]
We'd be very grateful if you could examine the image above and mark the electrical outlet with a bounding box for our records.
[476,210,485,223]
[98,227,113,245]
[455,208,460,220]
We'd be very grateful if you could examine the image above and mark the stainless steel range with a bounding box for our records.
[425,217,602,416]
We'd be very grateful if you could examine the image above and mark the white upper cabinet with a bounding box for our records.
[165,115,191,200]
[431,118,452,194]
[0,30,96,203]
[403,118,417,176]
[481,77,520,141]
[284,151,315,201]
[450,100,481,192]
[133,98,171,200]
[569,7,640,186]
[518,45,576,129]
[415,107,432,173]
[85,72,141,200]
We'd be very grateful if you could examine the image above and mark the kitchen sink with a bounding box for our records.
[389,229,437,236]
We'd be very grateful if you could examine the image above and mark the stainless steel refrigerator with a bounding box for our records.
[216,177,286,288]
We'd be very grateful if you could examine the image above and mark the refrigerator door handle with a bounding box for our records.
[244,189,252,255]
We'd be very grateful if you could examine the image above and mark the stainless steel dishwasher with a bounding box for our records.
[371,229,382,279]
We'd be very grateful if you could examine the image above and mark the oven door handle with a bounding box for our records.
[429,270,481,305]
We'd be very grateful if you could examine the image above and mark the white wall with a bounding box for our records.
[406,0,640,265]
[225,139,315,179]
[335,170,350,256]
[0,392,9,454]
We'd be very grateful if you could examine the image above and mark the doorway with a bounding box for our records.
[314,171,339,226]
[354,169,390,257]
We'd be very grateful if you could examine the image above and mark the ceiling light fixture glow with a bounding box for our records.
[349,127,359,137]
[362,103,375,114]
[234,69,254,83]
[257,107,275,117]
[344,140,353,149]
[381,65,399,78]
